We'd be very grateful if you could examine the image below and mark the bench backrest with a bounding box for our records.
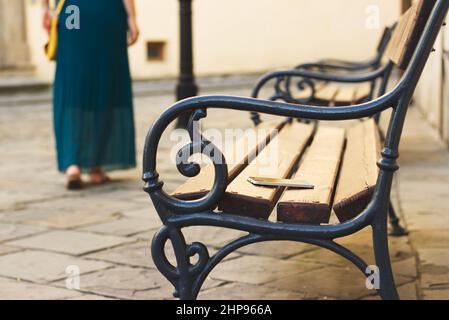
[377,26,394,55]
[386,0,437,69]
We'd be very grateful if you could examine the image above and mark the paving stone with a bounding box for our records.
[291,245,375,267]
[336,229,414,260]
[0,251,112,282]
[403,208,449,231]
[397,281,419,300]
[122,207,160,221]
[0,277,81,300]
[64,294,116,300]
[64,266,222,300]
[3,193,144,223]
[422,289,449,300]
[78,218,157,237]
[0,222,46,243]
[132,230,160,241]
[409,230,449,249]
[388,235,415,261]
[135,226,247,248]
[236,241,316,259]
[0,185,68,213]
[399,181,449,231]
[87,240,240,269]
[265,266,411,300]
[199,283,309,300]
[86,241,154,269]
[79,183,142,201]
[418,248,449,290]
[7,231,134,256]
[1,205,120,229]
[210,255,322,285]
[293,244,414,272]
[0,245,20,256]
[393,258,418,279]
[363,281,418,300]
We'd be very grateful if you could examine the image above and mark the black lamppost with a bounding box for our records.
[176,0,198,128]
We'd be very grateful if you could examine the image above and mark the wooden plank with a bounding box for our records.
[386,8,415,66]
[172,120,282,200]
[401,0,413,14]
[218,122,315,219]
[314,84,339,104]
[386,0,437,69]
[334,86,356,105]
[313,82,371,106]
[294,82,325,100]
[277,126,346,224]
[353,83,372,103]
[333,119,381,222]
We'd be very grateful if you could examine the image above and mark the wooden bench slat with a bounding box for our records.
[277,126,346,224]
[312,83,371,106]
[386,0,437,69]
[294,82,325,100]
[333,119,381,222]
[334,86,357,105]
[218,122,315,219]
[314,84,339,103]
[353,83,372,103]
[172,120,282,200]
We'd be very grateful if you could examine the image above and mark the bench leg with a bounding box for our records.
[151,226,203,300]
[372,210,400,300]
[389,200,409,237]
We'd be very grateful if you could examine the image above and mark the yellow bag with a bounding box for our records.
[44,0,66,61]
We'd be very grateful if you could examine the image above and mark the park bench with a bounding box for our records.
[248,22,411,235]
[291,25,395,106]
[311,25,394,72]
[143,0,447,300]
[249,24,395,113]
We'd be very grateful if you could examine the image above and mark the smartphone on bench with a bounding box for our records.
[247,177,314,189]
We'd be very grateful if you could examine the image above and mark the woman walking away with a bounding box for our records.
[42,0,140,189]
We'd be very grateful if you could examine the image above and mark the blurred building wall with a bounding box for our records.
[7,1,448,143]
[412,14,449,144]
[0,0,30,69]
[22,0,400,81]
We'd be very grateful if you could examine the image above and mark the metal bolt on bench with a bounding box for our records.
[143,0,448,300]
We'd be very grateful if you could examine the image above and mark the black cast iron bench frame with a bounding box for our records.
[249,24,396,115]
[248,23,409,237]
[298,24,395,72]
[143,0,448,300]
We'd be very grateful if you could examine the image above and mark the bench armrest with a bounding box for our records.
[295,58,379,73]
[143,90,400,216]
[252,64,389,100]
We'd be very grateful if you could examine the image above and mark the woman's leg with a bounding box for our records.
[89,167,111,185]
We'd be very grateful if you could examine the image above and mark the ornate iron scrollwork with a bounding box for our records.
[267,75,317,104]
[151,226,211,298]
[250,75,317,125]
[143,107,229,217]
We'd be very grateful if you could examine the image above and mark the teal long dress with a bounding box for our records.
[53,0,136,173]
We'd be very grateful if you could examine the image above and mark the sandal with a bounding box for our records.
[89,169,111,185]
[66,174,83,190]
[90,175,111,185]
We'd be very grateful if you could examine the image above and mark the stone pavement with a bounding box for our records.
[0,86,449,300]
